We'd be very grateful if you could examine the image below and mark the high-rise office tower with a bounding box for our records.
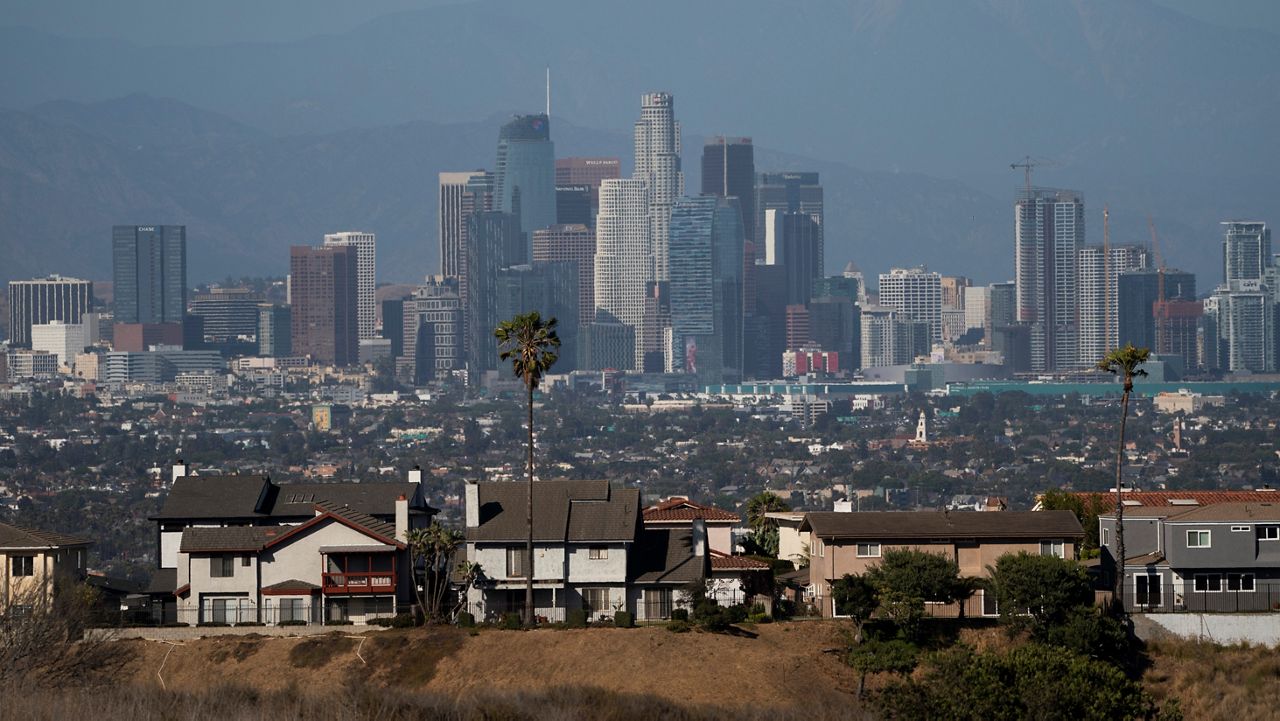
[860,307,928,368]
[763,209,822,305]
[112,225,186,325]
[755,172,824,276]
[594,179,651,370]
[257,304,292,357]
[494,114,556,262]
[7,275,94,348]
[809,295,860,370]
[289,244,359,367]
[555,157,621,216]
[701,137,756,243]
[402,277,462,385]
[667,196,744,381]
[940,276,970,311]
[1117,269,1196,351]
[555,186,592,227]
[380,297,406,359]
[1078,244,1148,366]
[878,267,943,344]
[752,264,790,379]
[1014,189,1084,371]
[842,262,867,304]
[633,92,683,282]
[497,262,579,372]
[533,224,595,327]
[1222,221,1271,283]
[187,288,263,345]
[812,275,861,306]
[322,232,376,342]
[963,286,990,335]
[464,211,521,372]
[439,170,489,279]
[989,281,1017,329]
[1154,299,1204,371]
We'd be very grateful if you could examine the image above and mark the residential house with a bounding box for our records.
[643,496,740,554]
[463,479,710,623]
[148,465,437,624]
[766,511,809,569]
[0,522,91,613]
[800,510,1084,617]
[1100,502,1280,613]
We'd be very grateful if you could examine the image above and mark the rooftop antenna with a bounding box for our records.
[545,66,551,119]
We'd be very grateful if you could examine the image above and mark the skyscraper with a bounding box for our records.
[555,157,620,216]
[878,267,943,344]
[532,224,595,327]
[594,178,651,370]
[1222,221,1271,283]
[755,172,824,275]
[860,307,927,368]
[257,304,292,357]
[438,170,489,279]
[1212,281,1275,373]
[464,211,521,372]
[402,277,462,385]
[494,114,556,262]
[701,137,756,243]
[1014,189,1084,371]
[633,92,683,282]
[6,275,94,348]
[764,209,822,305]
[1117,269,1196,351]
[322,232,376,342]
[1078,244,1148,365]
[497,262,579,372]
[667,196,744,381]
[289,244,358,367]
[112,225,186,325]
[555,186,592,227]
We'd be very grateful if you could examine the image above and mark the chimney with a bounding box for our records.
[395,494,409,542]
[172,459,189,484]
[465,480,480,528]
[408,465,423,484]
[691,518,706,558]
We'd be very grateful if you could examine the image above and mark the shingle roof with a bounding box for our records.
[709,550,771,571]
[154,475,272,520]
[311,500,398,542]
[271,482,433,518]
[180,526,272,552]
[152,476,438,521]
[1162,502,1280,523]
[798,511,1084,540]
[1073,490,1280,508]
[145,568,177,595]
[643,497,740,524]
[0,522,91,549]
[262,579,321,593]
[629,528,706,585]
[467,480,639,543]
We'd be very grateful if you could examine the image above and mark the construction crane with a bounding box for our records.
[1149,216,1168,353]
[1103,205,1112,349]
[1148,216,1166,303]
[1010,155,1039,196]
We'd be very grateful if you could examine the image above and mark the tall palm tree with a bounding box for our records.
[495,311,560,626]
[1097,343,1149,613]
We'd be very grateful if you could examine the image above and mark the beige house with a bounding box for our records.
[642,497,740,554]
[0,522,91,613]
[800,510,1084,617]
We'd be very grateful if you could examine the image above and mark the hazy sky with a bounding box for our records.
[5,0,1279,45]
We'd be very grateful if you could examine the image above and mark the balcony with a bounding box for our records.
[322,572,396,594]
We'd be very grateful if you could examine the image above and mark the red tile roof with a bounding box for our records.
[643,497,740,523]
[1073,490,1280,507]
[709,550,771,571]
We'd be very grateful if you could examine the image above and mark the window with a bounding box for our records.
[981,590,999,617]
[241,555,252,567]
[1193,574,1222,592]
[1102,528,1110,546]
[582,588,609,614]
[506,548,527,578]
[278,598,307,623]
[1136,575,1162,608]
[1040,541,1065,558]
[644,588,673,620]
[1259,525,1280,541]
[856,543,881,558]
[1226,573,1255,592]
[208,597,236,623]
[817,538,825,557]
[588,546,609,560]
[210,555,235,578]
[10,555,34,577]
[1231,525,1251,533]
[1186,530,1211,548]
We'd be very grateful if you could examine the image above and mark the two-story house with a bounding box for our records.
[1101,502,1280,612]
[800,510,1084,617]
[0,523,91,614]
[464,479,709,623]
[148,465,437,624]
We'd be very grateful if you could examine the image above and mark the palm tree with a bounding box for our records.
[1096,343,1149,613]
[495,311,560,626]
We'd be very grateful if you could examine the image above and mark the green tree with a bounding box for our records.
[866,549,970,638]
[495,311,561,626]
[1097,343,1149,610]
[404,523,465,622]
[831,573,879,643]
[744,492,790,558]
[846,638,918,698]
[989,552,1092,634]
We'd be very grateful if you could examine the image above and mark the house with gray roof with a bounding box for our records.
[463,479,711,623]
[1,522,91,613]
[148,464,436,625]
[1100,501,1280,613]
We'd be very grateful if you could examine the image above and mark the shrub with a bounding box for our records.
[723,604,749,624]
[326,620,353,626]
[456,611,476,628]
[390,614,418,628]
[500,613,523,630]
[566,610,588,628]
[234,621,265,627]
[749,613,772,624]
[196,621,230,627]
[669,608,689,622]
[665,619,692,633]
[613,611,634,628]
[278,620,306,627]
[161,622,191,628]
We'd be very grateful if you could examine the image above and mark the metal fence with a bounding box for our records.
[1127,579,1280,614]
[97,599,400,628]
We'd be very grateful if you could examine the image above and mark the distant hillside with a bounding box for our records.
[0,96,1009,285]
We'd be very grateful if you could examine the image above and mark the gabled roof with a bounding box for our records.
[180,526,273,553]
[643,497,740,524]
[1162,502,1280,523]
[179,502,404,553]
[263,579,321,594]
[0,522,92,550]
[152,475,437,521]
[468,480,639,543]
[1073,490,1280,508]
[629,528,706,585]
[154,475,272,520]
[262,501,404,550]
[709,550,771,571]
[798,511,1084,540]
